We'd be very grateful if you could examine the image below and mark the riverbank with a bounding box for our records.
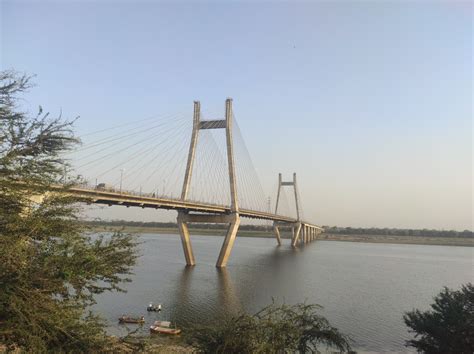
[89,225,473,247]
[320,233,473,247]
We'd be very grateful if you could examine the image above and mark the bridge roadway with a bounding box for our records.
[57,184,323,267]
[64,185,321,228]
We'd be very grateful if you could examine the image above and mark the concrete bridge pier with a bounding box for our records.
[273,224,282,246]
[216,213,241,267]
[177,211,196,266]
[296,224,322,245]
[291,222,302,247]
[177,212,241,267]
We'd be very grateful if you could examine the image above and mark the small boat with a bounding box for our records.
[118,315,145,324]
[147,303,162,312]
[150,320,181,335]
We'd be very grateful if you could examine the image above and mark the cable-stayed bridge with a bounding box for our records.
[65,99,322,267]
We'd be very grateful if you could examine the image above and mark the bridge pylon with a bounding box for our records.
[273,172,303,247]
[177,98,240,267]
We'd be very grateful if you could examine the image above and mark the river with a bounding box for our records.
[94,233,473,353]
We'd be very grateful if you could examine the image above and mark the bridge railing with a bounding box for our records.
[66,182,231,207]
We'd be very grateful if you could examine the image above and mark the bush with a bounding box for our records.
[186,302,352,353]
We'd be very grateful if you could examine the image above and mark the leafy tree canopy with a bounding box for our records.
[0,70,138,352]
[404,283,474,354]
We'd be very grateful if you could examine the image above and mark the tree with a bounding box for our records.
[0,70,138,352]
[404,283,474,354]
[186,302,352,353]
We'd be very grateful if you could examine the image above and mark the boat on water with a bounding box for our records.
[147,302,162,312]
[150,320,181,335]
[118,315,145,324]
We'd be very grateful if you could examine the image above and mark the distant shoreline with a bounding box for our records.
[88,225,473,247]
[89,225,276,238]
[319,233,473,247]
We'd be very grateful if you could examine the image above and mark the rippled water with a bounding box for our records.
[94,233,473,352]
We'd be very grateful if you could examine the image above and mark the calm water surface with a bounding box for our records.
[94,234,473,353]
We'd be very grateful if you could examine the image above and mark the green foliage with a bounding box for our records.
[0,70,138,352]
[404,283,474,354]
[186,302,352,353]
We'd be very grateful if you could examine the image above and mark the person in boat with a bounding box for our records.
[147,303,162,311]
[148,303,157,311]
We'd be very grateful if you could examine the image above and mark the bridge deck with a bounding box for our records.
[65,186,321,229]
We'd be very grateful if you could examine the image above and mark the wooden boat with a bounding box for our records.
[153,320,171,327]
[150,326,181,335]
[118,315,145,324]
[150,320,181,335]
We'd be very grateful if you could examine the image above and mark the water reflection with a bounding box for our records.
[169,266,195,323]
[216,268,242,315]
[167,266,244,326]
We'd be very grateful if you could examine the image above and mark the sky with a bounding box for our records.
[1,0,472,230]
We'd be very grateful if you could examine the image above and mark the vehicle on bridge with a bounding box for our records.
[95,183,114,191]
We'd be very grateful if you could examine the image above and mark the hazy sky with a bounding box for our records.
[2,0,472,230]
